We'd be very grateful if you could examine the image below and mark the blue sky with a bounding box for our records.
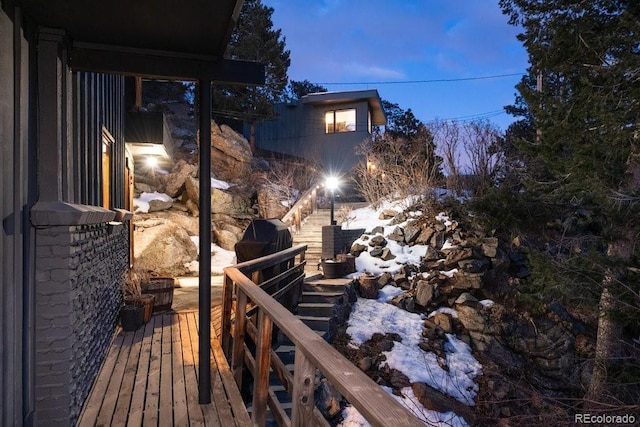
[263,0,529,130]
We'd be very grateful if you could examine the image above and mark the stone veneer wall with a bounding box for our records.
[33,215,129,425]
[322,225,366,260]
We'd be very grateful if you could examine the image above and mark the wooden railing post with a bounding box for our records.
[291,350,315,426]
[311,188,317,212]
[221,273,234,356]
[231,290,247,388]
[252,309,273,426]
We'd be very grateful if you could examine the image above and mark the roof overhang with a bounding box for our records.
[301,89,387,126]
[11,0,265,83]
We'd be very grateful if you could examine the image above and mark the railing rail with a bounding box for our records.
[222,246,425,427]
[281,182,323,232]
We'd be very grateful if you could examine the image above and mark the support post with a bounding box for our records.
[330,189,336,225]
[198,79,212,404]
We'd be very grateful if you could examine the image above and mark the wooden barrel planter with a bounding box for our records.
[142,277,175,312]
[139,294,155,323]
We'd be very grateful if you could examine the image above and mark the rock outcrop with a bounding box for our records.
[336,207,595,424]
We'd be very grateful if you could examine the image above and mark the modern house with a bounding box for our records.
[1,1,263,425]
[253,89,387,172]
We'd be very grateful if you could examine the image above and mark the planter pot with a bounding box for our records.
[120,304,144,331]
[320,260,346,279]
[141,277,175,312]
[139,294,155,323]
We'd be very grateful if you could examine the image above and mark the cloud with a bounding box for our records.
[343,62,406,80]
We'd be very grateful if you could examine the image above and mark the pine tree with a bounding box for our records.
[500,0,640,408]
[212,0,290,150]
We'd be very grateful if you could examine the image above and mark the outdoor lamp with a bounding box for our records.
[325,176,339,225]
[145,155,158,169]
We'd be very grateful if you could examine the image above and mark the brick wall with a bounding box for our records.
[34,221,129,425]
[322,225,366,260]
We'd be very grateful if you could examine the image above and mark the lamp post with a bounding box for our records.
[325,176,339,225]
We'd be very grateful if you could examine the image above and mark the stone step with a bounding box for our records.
[297,302,336,317]
[303,278,352,293]
[296,315,331,331]
[301,291,345,304]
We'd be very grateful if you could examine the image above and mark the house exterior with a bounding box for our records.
[253,89,387,172]
[1,1,263,425]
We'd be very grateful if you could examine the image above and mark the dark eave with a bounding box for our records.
[12,0,264,84]
[14,0,240,58]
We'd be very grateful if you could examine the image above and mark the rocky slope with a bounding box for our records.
[330,203,603,425]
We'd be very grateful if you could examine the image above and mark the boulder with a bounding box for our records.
[403,221,422,244]
[158,160,198,197]
[214,222,244,251]
[184,176,249,216]
[257,185,288,219]
[415,280,437,306]
[387,226,405,243]
[147,199,173,212]
[207,122,253,181]
[369,235,387,247]
[134,219,198,276]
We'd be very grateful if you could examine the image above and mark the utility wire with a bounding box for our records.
[314,72,524,86]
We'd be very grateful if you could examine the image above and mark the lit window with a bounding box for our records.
[325,109,356,133]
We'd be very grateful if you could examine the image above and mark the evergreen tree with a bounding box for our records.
[285,79,327,100]
[212,0,290,150]
[500,0,640,408]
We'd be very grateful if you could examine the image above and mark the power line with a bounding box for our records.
[314,72,524,86]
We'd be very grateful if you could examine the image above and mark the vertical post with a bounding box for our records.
[221,273,233,357]
[291,350,315,426]
[198,79,212,404]
[330,188,336,225]
[252,310,273,426]
[231,291,247,387]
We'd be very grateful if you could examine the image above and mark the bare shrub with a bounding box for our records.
[353,132,441,208]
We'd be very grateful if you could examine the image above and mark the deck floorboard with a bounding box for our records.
[77,311,249,427]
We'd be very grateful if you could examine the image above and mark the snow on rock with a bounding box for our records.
[211,177,231,190]
[186,236,237,274]
[134,191,174,213]
[346,297,482,406]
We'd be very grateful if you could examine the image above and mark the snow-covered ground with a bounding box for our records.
[338,199,482,427]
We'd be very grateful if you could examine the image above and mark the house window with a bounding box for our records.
[325,109,356,133]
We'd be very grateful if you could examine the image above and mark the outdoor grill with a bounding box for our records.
[235,219,292,263]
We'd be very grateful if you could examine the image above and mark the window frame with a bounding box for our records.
[325,108,356,134]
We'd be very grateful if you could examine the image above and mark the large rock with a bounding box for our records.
[202,122,253,181]
[133,218,198,275]
[257,185,288,219]
[184,176,250,216]
[158,159,198,197]
[214,222,244,251]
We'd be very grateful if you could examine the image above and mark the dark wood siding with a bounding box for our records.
[72,72,126,208]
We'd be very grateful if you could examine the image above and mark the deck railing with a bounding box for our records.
[222,245,424,427]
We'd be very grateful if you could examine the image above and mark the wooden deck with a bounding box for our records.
[77,310,250,427]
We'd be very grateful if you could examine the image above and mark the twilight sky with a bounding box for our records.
[263,0,529,130]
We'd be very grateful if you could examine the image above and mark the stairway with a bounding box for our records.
[292,208,332,274]
[250,277,355,425]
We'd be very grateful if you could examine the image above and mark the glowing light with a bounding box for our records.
[146,156,159,169]
[325,176,339,191]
